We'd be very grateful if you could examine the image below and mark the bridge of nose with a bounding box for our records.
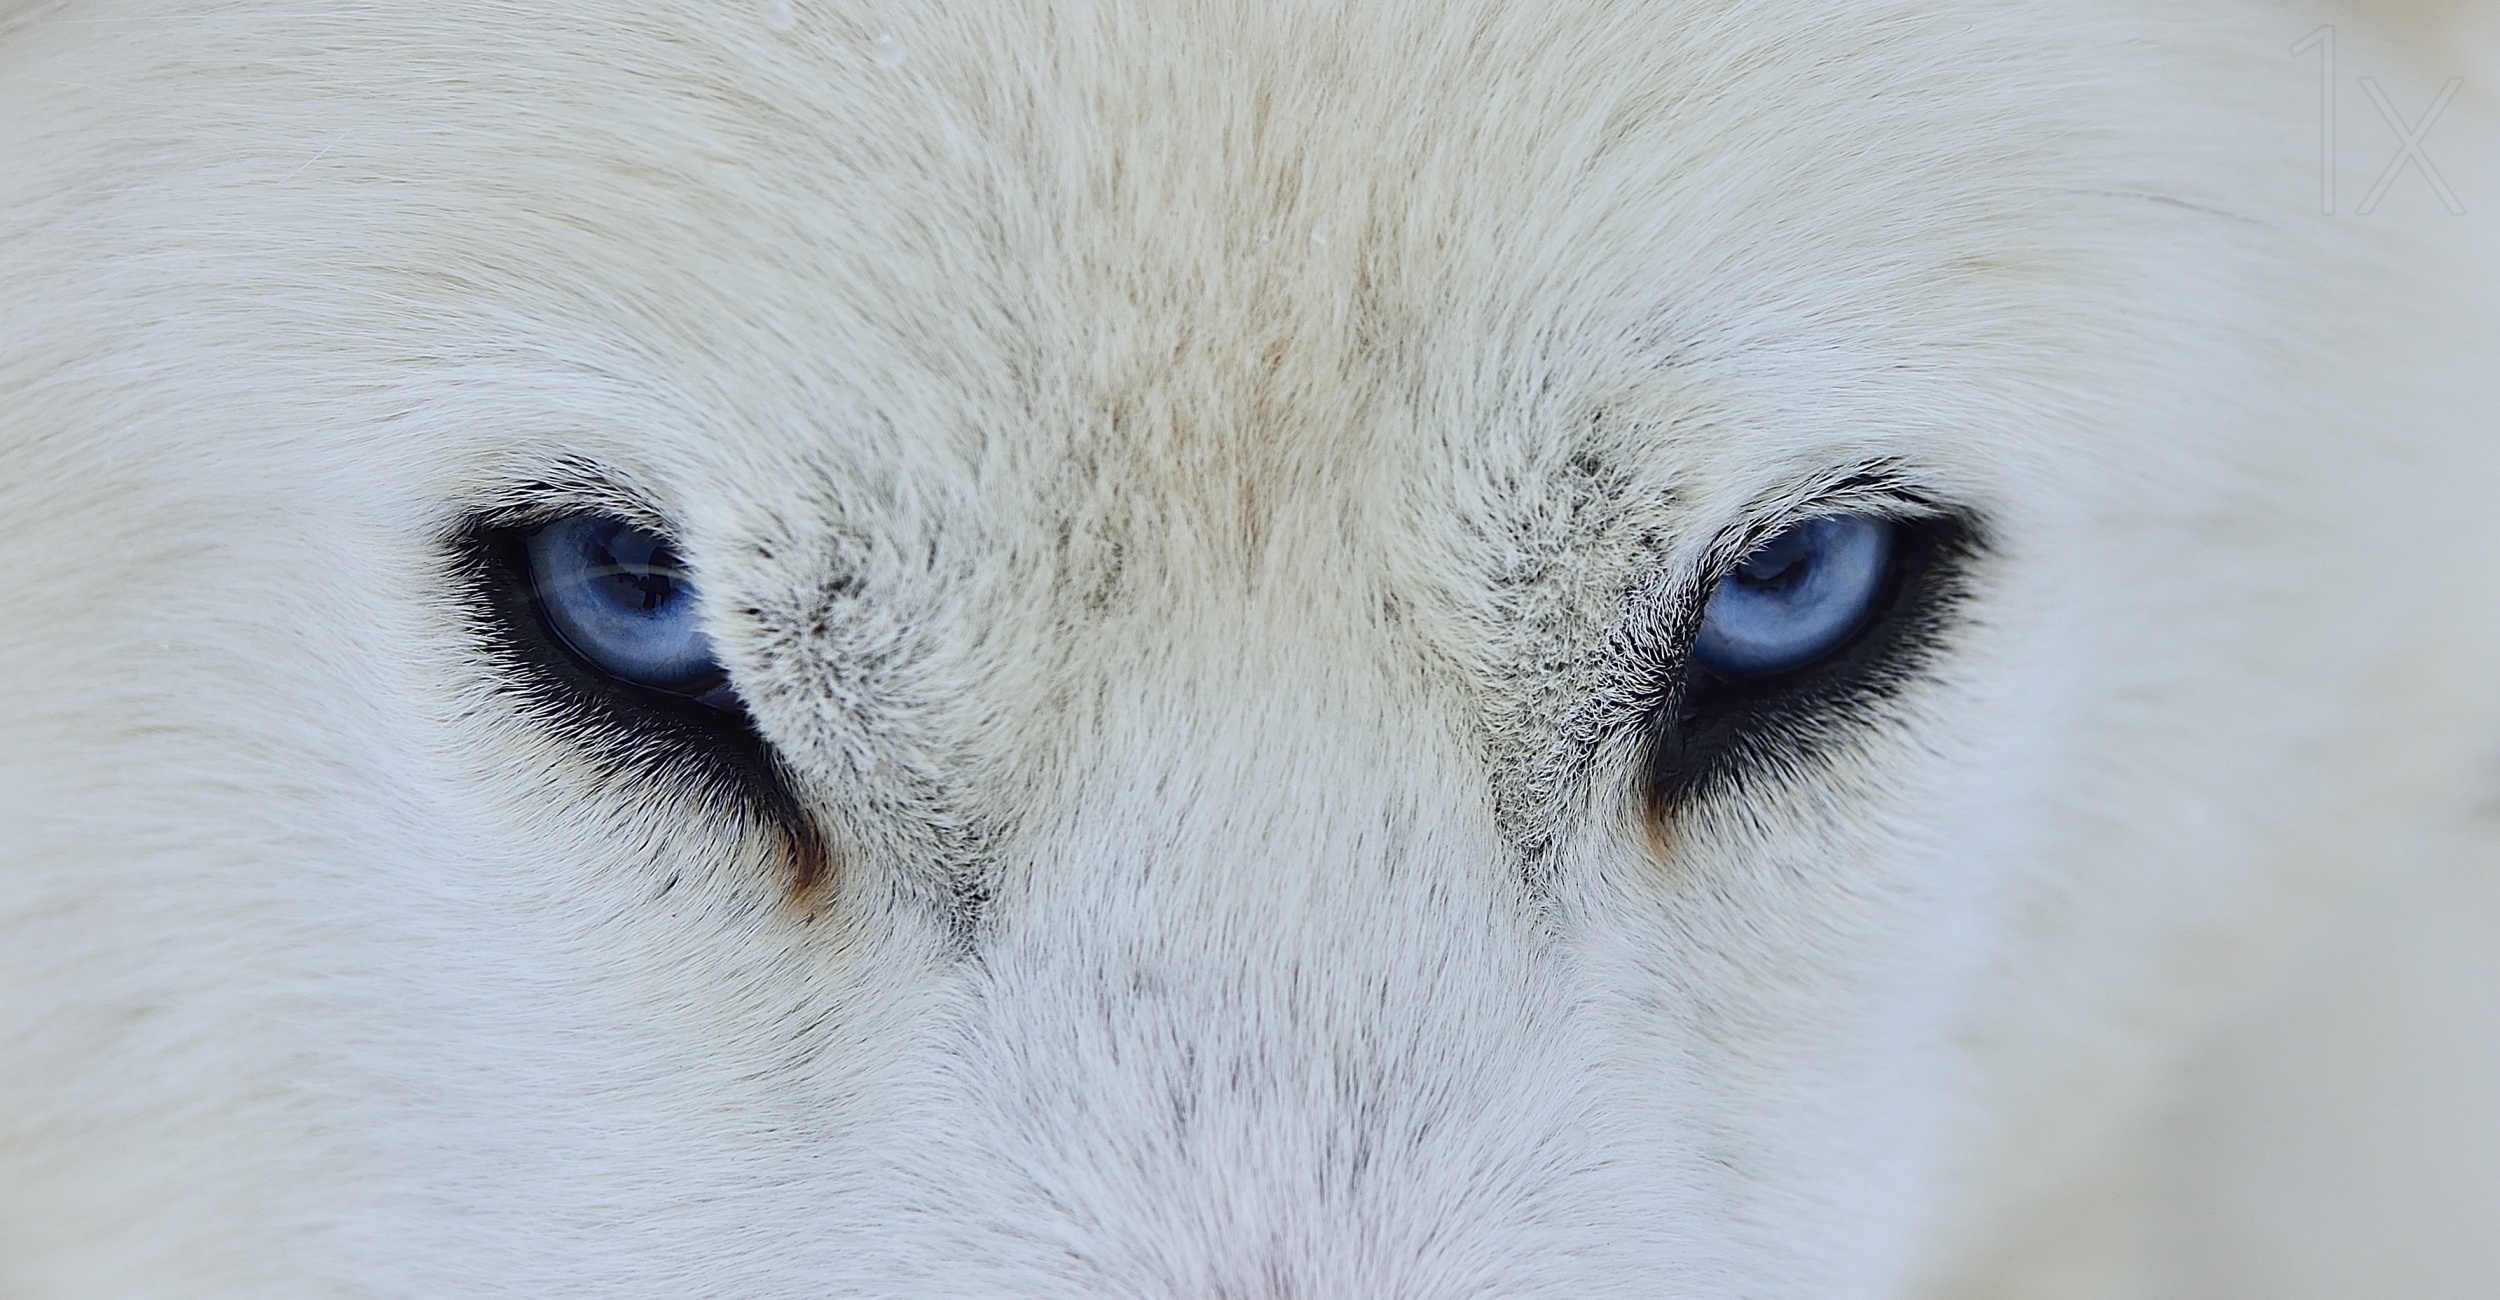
[903,628,1613,1290]
[984,633,1528,1007]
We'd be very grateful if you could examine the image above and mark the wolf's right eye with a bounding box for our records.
[522,515,729,700]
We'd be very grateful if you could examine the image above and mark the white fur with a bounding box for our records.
[3,0,2497,1295]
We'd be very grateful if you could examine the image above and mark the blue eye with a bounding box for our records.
[1691,515,1895,679]
[523,515,724,693]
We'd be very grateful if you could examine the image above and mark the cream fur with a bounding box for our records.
[2,0,2496,1296]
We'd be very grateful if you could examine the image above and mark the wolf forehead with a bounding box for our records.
[296,7,2074,658]
[223,0,2084,491]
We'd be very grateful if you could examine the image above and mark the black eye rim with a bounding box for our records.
[1647,507,1981,812]
[452,510,826,892]
[461,513,758,733]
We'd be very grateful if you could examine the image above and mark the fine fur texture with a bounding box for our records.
[3,1,2497,1296]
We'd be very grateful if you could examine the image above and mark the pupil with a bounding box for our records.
[615,566,675,613]
[586,530,682,616]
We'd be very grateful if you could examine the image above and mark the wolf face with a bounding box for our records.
[3,1,2496,1295]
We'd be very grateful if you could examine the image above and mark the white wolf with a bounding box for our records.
[2,0,2496,1295]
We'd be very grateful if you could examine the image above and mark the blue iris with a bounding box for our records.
[1691,515,1894,679]
[524,515,723,692]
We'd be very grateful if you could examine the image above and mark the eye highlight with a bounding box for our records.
[523,515,729,699]
[1691,515,1895,679]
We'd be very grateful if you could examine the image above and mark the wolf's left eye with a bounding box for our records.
[523,515,725,695]
[1691,515,1895,678]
